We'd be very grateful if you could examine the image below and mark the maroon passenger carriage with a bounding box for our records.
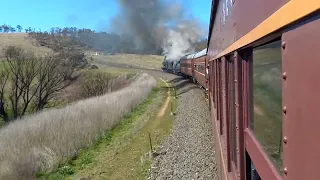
[193,48,208,90]
[205,0,320,180]
[180,54,194,78]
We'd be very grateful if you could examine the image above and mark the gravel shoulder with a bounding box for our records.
[149,77,218,180]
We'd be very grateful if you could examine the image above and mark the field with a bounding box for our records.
[252,40,282,172]
[91,53,164,70]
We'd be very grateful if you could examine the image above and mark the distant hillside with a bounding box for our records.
[92,53,164,70]
[27,28,163,55]
[0,32,208,64]
[0,33,51,58]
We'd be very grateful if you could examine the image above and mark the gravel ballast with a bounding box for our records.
[148,76,218,180]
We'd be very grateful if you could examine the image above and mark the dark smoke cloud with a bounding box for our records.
[111,0,206,58]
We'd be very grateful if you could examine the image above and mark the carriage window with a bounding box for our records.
[250,40,282,173]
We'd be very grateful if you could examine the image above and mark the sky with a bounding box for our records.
[0,0,212,33]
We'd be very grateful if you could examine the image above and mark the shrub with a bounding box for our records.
[81,71,130,98]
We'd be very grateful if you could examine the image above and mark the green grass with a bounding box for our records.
[252,40,283,173]
[37,78,176,180]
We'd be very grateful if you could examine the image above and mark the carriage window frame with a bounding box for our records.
[245,38,283,179]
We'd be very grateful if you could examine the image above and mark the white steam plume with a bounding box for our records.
[111,0,206,57]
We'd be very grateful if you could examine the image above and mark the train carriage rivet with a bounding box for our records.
[283,136,288,144]
[284,167,288,175]
[282,41,286,49]
[282,72,287,80]
[283,106,287,114]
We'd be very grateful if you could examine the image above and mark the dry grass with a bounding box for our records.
[0,33,51,58]
[92,53,164,70]
[40,78,177,180]
[0,73,156,180]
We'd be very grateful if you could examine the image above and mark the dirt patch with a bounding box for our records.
[157,78,170,117]
[158,95,170,117]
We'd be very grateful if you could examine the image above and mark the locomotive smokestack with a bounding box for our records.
[111,0,205,57]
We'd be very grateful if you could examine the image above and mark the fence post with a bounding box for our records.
[148,132,153,152]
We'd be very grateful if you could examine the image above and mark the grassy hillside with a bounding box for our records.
[0,33,51,58]
[92,53,164,70]
[0,33,164,70]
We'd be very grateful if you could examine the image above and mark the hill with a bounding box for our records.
[0,33,164,70]
[91,53,164,70]
[0,33,51,58]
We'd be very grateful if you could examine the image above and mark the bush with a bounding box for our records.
[0,73,156,179]
[81,71,114,98]
[81,71,130,98]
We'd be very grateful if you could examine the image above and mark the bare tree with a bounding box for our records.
[28,27,33,33]
[0,70,9,122]
[4,46,40,119]
[0,46,81,122]
[9,26,16,33]
[2,24,10,33]
[16,25,22,32]
[34,49,80,111]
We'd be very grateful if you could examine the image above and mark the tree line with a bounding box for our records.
[0,24,36,33]
[28,27,208,55]
[1,24,208,55]
[27,27,160,54]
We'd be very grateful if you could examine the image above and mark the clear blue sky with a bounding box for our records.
[0,0,212,32]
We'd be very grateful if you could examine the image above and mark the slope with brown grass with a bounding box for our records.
[0,33,51,58]
[38,77,177,180]
[0,73,156,180]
